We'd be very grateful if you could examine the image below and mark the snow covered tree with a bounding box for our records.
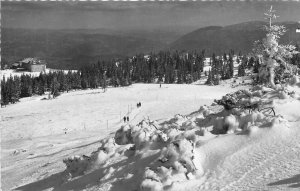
[20,75,33,97]
[248,56,255,69]
[1,77,9,105]
[102,71,107,92]
[58,72,68,92]
[214,73,220,85]
[238,57,246,77]
[238,63,246,77]
[253,6,299,88]
[205,69,213,85]
[291,44,300,72]
[228,53,234,78]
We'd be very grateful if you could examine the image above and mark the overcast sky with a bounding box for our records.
[2,1,300,31]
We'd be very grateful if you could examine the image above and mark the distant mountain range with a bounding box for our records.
[2,21,299,69]
[169,21,300,55]
[1,28,177,69]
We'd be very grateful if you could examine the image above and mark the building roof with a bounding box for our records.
[12,63,20,66]
[21,58,46,65]
[21,58,37,64]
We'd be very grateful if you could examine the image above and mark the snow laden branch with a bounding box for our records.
[253,6,299,89]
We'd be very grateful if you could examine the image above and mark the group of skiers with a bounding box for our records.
[123,116,129,123]
[123,102,142,123]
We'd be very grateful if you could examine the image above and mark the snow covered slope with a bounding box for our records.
[2,82,300,191]
[1,83,244,190]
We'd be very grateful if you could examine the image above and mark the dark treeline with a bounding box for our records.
[2,48,299,106]
[1,50,206,105]
[96,50,206,85]
[1,71,83,105]
[205,51,252,85]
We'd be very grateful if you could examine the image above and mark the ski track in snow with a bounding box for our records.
[197,123,300,191]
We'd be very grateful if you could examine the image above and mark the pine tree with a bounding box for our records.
[20,75,32,97]
[38,72,47,94]
[291,44,300,71]
[37,81,45,95]
[13,76,21,102]
[59,72,68,92]
[247,57,254,69]
[214,73,220,85]
[74,71,82,89]
[228,53,234,78]
[205,69,213,85]
[238,62,246,77]
[253,6,298,88]
[253,59,260,73]
[90,75,99,89]
[32,78,39,95]
[1,77,9,105]
[102,71,107,91]
[51,76,60,98]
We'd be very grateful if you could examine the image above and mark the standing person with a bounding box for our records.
[139,102,141,107]
[123,116,126,123]
[127,116,129,122]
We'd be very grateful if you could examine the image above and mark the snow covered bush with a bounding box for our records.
[289,75,299,86]
[158,138,202,176]
[199,105,213,117]
[139,136,204,190]
[140,168,163,191]
[224,114,239,133]
[214,89,263,112]
[63,137,118,178]
[115,118,169,151]
[63,155,91,178]
[114,124,133,145]
[100,137,117,154]
[212,84,299,133]
[164,128,181,141]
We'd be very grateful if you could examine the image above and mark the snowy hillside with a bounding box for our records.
[59,82,299,191]
[1,83,246,190]
[2,78,300,191]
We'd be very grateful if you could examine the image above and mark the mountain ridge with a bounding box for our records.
[169,21,300,55]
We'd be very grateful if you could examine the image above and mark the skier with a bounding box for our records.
[160,83,161,88]
[123,116,126,123]
[127,116,129,122]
